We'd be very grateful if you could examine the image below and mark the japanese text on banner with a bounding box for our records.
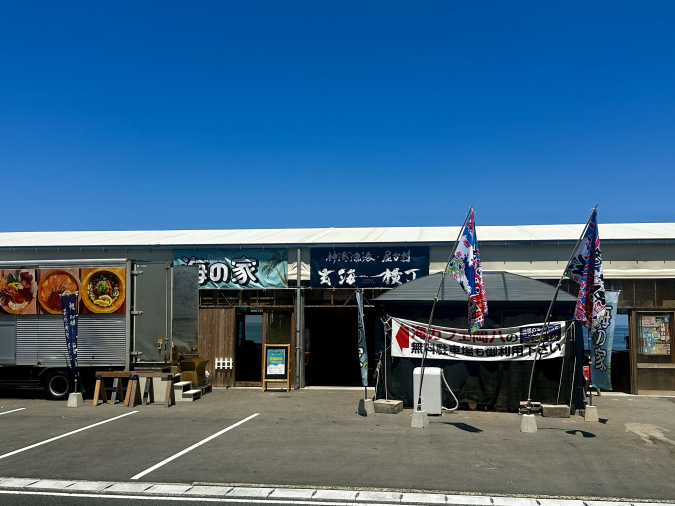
[391,317,567,362]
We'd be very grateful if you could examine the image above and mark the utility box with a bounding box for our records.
[413,367,442,415]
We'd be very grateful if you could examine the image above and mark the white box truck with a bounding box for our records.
[0,259,198,400]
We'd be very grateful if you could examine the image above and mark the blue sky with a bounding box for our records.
[1,2,674,231]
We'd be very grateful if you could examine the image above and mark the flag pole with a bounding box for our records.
[525,205,598,416]
[416,205,473,412]
[356,288,368,401]
[75,290,79,395]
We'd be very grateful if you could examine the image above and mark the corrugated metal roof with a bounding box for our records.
[0,223,673,249]
[374,271,577,303]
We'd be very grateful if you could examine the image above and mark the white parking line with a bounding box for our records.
[0,408,26,416]
[0,411,138,461]
[0,490,398,505]
[131,413,259,480]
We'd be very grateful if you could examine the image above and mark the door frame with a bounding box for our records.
[262,307,296,388]
[233,310,264,387]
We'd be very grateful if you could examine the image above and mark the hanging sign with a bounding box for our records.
[174,249,288,289]
[391,317,567,362]
[590,291,619,390]
[356,291,368,387]
[310,247,429,288]
[60,292,79,382]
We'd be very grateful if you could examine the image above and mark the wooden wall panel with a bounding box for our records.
[198,308,236,387]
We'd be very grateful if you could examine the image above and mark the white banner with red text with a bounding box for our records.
[391,317,568,362]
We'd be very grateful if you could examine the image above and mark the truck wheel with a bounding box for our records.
[44,371,71,401]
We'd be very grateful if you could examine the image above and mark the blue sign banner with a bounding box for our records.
[60,292,78,385]
[310,247,429,288]
[174,249,288,289]
[590,291,619,390]
[356,291,368,387]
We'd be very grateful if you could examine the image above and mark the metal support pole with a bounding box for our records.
[587,327,593,406]
[374,314,381,401]
[417,206,473,411]
[74,289,80,395]
[556,328,567,405]
[384,317,388,401]
[295,248,302,389]
[525,205,597,415]
[569,356,577,411]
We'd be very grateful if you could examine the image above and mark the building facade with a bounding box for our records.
[0,223,673,394]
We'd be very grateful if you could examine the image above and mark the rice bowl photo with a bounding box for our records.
[80,267,126,313]
[0,269,38,314]
[37,269,80,314]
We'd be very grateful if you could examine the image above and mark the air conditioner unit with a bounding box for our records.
[413,367,442,415]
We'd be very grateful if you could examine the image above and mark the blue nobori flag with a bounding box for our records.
[60,292,79,388]
[566,210,606,329]
[356,290,368,387]
[566,209,607,390]
[590,291,619,390]
[446,209,488,331]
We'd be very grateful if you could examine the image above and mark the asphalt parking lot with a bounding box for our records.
[1,388,675,501]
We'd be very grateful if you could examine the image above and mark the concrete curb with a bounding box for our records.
[1,478,674,506]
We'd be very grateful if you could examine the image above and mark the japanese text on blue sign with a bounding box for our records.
[174,249,288,289]
[310,247,429,288]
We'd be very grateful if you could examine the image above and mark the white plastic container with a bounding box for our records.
[413,367,442,415]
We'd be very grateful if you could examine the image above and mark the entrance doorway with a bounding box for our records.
[264,309,296,388]
[235,313,263,384]
[234,309,295,387]
[304,307,374,386]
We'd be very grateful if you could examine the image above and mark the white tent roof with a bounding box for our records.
[0,223,673,249]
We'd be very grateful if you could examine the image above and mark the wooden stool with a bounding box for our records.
[93,371,175,408]
[93,372,132,407]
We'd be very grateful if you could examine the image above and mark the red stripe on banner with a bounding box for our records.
[395,324,410,350]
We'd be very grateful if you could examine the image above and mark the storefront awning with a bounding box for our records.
[374,271,577,303]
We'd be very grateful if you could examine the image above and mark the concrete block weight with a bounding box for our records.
[358,398,375,416]
[520,414,537,433]
[541,404,570,418]
[584,405,599,422]
[67,392,83,408]
[411,410,429,428]
[373,399,403,414]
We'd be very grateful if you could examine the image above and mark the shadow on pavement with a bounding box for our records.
[566,429,596,438]
[442,422,483,433]
[539,427,597,438]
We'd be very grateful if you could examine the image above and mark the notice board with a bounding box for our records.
[262,343,290,392]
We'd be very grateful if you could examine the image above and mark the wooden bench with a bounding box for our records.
[93,371,176,408]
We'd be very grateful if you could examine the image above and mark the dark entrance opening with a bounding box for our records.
[304,307,375,386]
[235,313,263,383]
